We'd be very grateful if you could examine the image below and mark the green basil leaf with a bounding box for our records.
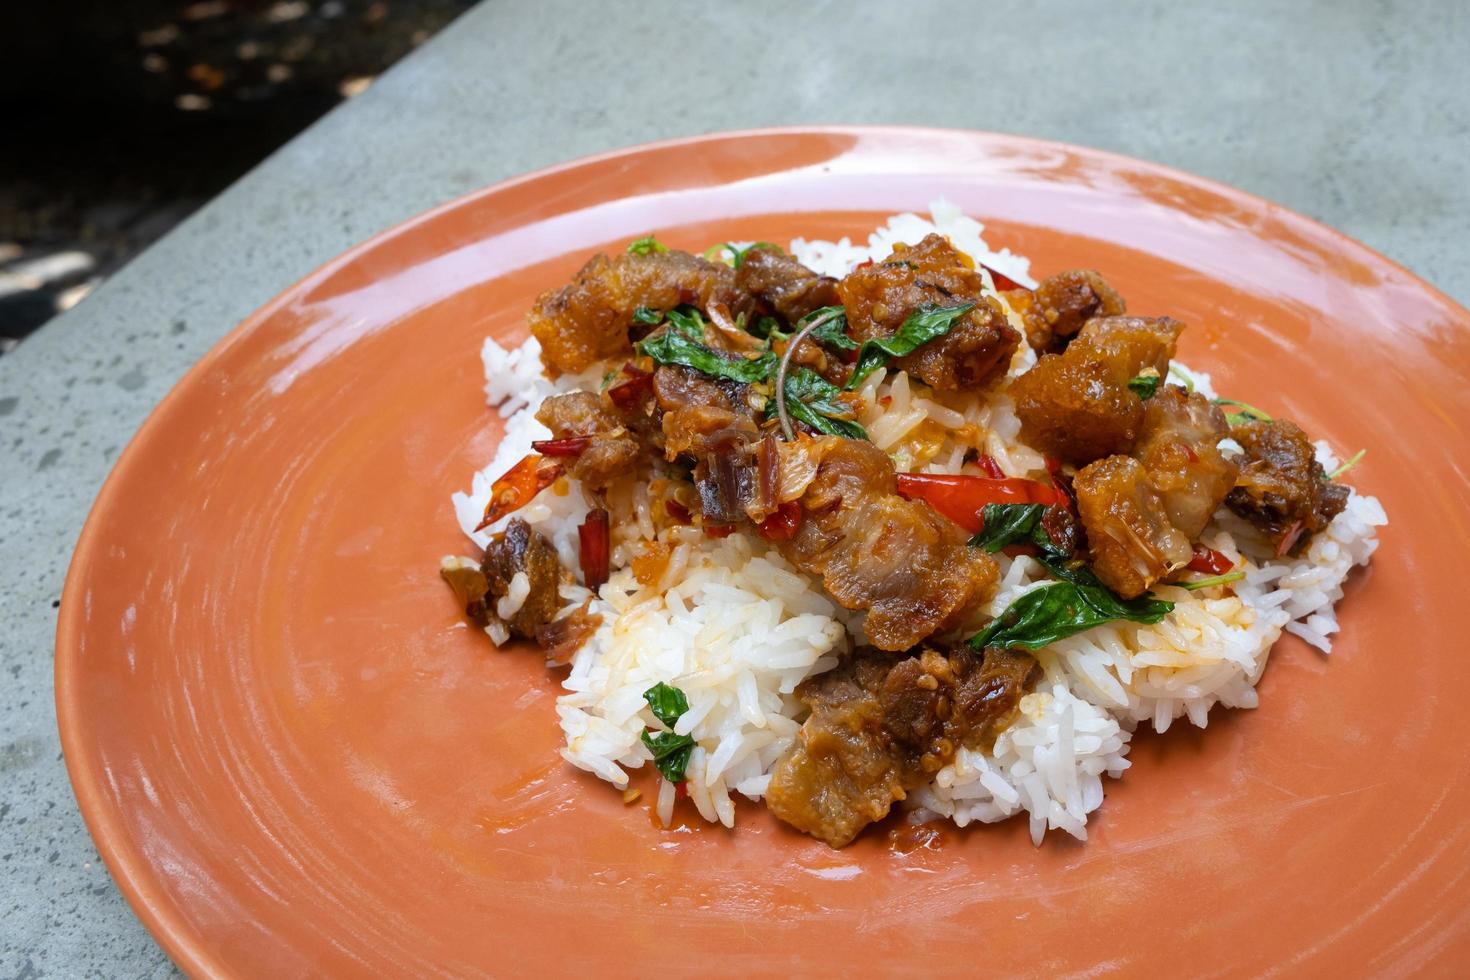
[1041,558,1175,621]
[1211,398,1272,427]
[969,503,1046,552]
[969,558,1172,651]
[776,368,868,440]
[642,682,690,728]
[797,306,858,352]
[627,235,668,256]
[749,315,783,340]
[724,241,784,268]
[640,730,696,782]
[1128,374,1161,400]
[638,309,777,384]
[844,302,975,390]
[632,306,663,325]
[969,503,1073,557]
[662,306,706,340]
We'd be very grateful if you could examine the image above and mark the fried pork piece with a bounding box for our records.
[1073,455,1192,598]
[481,518,567,638]
[652,366,763,526]
[528,250,756,375]
[535,391,643,492]
[1226,418,1350,552]
[1006,269,1126,351]
[534,602,603,667]
[1073,316,1183,380]
[1010,315,1184,464]
[766,646,1037,848]
[836,234,1019,391]
[1010,354,1142,465]
[1132,386,1239,539]
[651,365,759,460]
[778,438,999,651]
[734,247,840,324]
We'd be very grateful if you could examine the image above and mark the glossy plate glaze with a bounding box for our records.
[57,128,1470,976]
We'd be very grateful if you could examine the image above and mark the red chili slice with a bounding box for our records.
[475,454,564,531]
[531,436,592,457]
[976,453,1005,479]
[608,364,654,410]
[578,508,610,589]
[756,502,802,542]
[703,523,736,539]
[1187,544,1234,575]
[1275,521,1306,558]
[664,499,691,524]
[894,472,1066,534]
[1042,455,1078,514]
[981,263,1028,292]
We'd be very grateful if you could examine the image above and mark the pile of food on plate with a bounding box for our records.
[442,201,1385,848]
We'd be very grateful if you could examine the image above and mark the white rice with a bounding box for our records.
[555,535,847,826]
[452,201,1385,845]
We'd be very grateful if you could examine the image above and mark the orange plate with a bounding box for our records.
[56,128,1470,975]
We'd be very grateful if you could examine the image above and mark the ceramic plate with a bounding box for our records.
[57,128,1470,975]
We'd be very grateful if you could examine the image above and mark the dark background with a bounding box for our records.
[0,0,475,350]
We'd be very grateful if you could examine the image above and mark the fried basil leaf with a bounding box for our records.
[1211,397,1272,427]
[969,558,1172,651]
[844,302,975,390]
[640,730,696,782]
[642,682,689,729]
[632,305,664,325]
[778,368,868,440]
[638,308,777,384]
[724,241,784,268]
[627,235,668,256]
[797,306,858,352]
[1128,374,1161,400]
[640,682,695,782]
[749,315,784,340]
[968,503,1070,558]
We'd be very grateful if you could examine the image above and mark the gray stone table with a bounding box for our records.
[3,0,1467,973]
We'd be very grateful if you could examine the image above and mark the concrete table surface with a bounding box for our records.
[3,0,1467,973]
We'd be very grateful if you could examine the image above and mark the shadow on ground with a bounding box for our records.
[0,0,475,351]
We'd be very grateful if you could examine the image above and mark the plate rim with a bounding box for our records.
[53,124,1470,976]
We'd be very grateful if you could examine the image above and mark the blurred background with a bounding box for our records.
[0,0,474,352]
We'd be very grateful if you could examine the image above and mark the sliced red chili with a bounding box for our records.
[531,436,592,457]
[1043,455,1077,514]
[664,499,691,524]
[578,508,610,589]
[756,501,802,542]
[1275,521,1306,558]
[608,364,654,410]
[976,453,1005,479]
[894,472,1066,534]
[703,523,736,539]
[475,454,564,531]
[981,263,1027,292]
[1187,544,1234,575]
